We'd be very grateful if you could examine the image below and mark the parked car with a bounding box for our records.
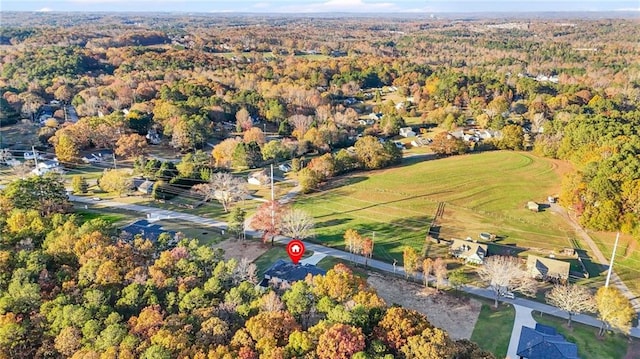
[23,151,44,160]
[278,163,292,173]
[502,292,515,299]
[81,155,98,163]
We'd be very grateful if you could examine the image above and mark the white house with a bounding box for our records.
[248,170,270,186]
[368,113,383,121]
[399,127,416,138]
[31,160,63,176]
[450,239,488,265]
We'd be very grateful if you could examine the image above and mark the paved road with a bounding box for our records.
[506,305,536,359]
[69,195,640,339]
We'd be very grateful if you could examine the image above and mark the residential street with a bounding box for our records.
[69,194,640,338]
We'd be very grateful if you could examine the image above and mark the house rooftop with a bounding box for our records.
[120,219,175,243]
[527,255,570,280]
[517,323,579,359]
[450,238,488,257]
[261,259,326,286]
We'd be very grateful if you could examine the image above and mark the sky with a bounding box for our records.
[1,0,639,13]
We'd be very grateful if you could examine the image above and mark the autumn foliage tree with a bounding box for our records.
[317,323,366,359]
[402,246,420,279]
[431,132,468,156]
[595,286,636,336]
[374,307,432,353]
[115,133,148,159]
[250,200,286,245]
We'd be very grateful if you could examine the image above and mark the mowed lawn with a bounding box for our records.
[295,151,576,263]
[588,231,640,297]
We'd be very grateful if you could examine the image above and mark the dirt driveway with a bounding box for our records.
[367,273,481,340]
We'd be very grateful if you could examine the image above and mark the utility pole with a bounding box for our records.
[605,232,620,287]
[372,231,375,254]
[32,145,39,169]
[113,153,117,169]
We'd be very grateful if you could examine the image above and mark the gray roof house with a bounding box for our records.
[259,259,326,287]
[399,127,416,138]
[517,323,579,359]
[120,219,176,244]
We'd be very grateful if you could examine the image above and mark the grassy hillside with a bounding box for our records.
[296,151,577,263]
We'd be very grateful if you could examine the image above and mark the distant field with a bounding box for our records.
[295,151,577,263]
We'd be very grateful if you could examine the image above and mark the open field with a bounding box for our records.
[532,312,629,359]
[296,151,578,263]
[470,302,515,358]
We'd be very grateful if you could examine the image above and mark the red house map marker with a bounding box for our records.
[286,239,305,264]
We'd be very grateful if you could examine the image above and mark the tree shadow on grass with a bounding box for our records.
[487,242,528,257]
[315,218,352,229]
[312,192,439,220]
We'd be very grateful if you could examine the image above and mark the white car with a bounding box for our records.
[502,292,515,299]
[82,156,98,164]
[23,151,44,160]
[279,163,292,173]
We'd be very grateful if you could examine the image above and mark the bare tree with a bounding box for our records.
[288,114,313,139]
[478,255,537,308]
[281,208,315,240]
[232,257,258,285]
[261,291,284,312]
[193,172,248,212]
[545,284,596,327]
[433,258,448,290]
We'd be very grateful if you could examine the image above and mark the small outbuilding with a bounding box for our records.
[137,180,155,195]
[527,201,540,212]
[248,169,270,186]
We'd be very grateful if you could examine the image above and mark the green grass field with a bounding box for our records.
[588,231,640,297]
[470,302,515,358]
[532,312,628,359]
[296,151,577,263]
[74,208,129,225]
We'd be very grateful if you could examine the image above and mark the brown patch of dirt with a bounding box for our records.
[367,273,481,340]
[624,338,640,359]
[213,239,268,262]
